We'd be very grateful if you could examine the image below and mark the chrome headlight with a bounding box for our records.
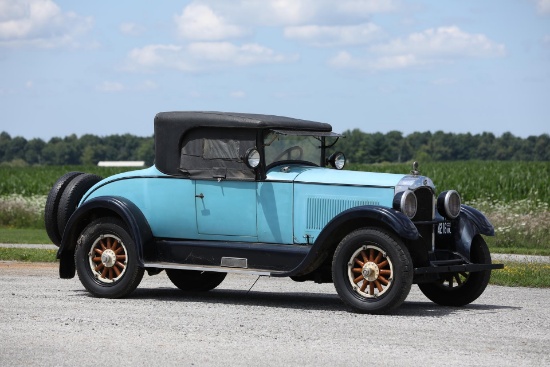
[393,190,417,219]
[244,148,260,169]
[327,152,346,170]
[437,190,461,219]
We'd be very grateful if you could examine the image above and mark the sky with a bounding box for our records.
[0,0,549,140]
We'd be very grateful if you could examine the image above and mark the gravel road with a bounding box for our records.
[1,261,549,367]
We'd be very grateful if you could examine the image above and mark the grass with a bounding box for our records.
[475,199,550,256]
[490,261,550,288]
[0,228,52,244]
[0,247,57,262]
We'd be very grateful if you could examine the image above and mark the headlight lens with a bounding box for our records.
[393,190,417,219]
[437,190,461,219]
[245,148,260,169]
[327,152,346,170]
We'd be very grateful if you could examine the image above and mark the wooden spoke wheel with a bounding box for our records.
[348,245,393,298]
[88,235,128,284]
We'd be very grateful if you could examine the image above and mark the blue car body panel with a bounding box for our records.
[82,164,410,246]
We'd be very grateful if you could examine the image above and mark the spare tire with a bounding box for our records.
[56,173,103,239]
[45,172,84,246]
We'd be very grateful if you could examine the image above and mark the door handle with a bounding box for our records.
[195,193,204,199]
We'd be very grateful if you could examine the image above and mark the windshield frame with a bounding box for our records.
[261,129,342,172]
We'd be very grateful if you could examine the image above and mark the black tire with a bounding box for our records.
[44,172,83,246]
[75,218,144,298]
[56,173,102,237]
[332,228,413,314]
[418,236,492,306]
[166,269,227,292]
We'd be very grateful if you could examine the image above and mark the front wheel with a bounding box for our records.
[418,236,492,306]
[332,228,413,314]
[75,218,144,298]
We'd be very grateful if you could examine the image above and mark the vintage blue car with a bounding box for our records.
[45,111,503,314]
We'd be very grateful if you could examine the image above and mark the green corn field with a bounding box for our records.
[1,162,548,203]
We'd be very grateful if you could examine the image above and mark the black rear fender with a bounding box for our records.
[57,196,153,279]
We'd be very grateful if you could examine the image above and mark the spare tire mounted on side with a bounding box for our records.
[55,173,103,240]
[44,171,84,246]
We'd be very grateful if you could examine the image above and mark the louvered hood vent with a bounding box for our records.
[306,196,379,230]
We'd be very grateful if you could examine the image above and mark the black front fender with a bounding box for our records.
[57,196,153,279]
[452,205,495,260]
[277,205,419,277]
[460,205,495,236]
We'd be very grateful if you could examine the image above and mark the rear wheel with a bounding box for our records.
[418,236,492,306]
[332,228,413,314]
[44,171,83,246]
[75,218,144,298]
[166,269,226,292]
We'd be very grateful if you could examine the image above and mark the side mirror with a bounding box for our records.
[327,152,346,170]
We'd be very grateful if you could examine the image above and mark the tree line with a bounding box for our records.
[0,132,154,166]
[0,130,548,166]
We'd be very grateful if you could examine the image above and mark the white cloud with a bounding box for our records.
[175,3,246,41]
[253,0,396,25]
[97,81,125,93]
[372,26,506,58]
[206,0,397,26]
[96,80,158,93]
[126,42,297,72]
[230,90,246,98]
[0,0,93,48]
[119,22,145,36]
[329,51,423,70]
[127,44,193,72]
[284,23,382,47]
[330,26,506,71]
[137,80,158,91]
[536,0,550,15]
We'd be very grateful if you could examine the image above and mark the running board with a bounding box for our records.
[144,261,284,276]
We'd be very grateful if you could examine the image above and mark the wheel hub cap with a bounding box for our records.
[362,262,379,282]
[100,249,116,268]
[348,245,394,298]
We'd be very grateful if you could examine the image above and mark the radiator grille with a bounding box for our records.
[413,187,435,221]
[412,186,435,254]
[306,197,379,230]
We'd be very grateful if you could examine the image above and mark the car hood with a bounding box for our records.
[294,167,406,187]
[264,166,406,188]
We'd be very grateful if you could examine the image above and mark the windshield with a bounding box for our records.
[264,131,323,167]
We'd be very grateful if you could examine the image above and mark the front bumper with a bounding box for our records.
[414,262,504,275]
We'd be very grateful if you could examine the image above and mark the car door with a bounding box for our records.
[195,180,257,237]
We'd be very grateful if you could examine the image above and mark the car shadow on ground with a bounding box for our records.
[118,286,520,316]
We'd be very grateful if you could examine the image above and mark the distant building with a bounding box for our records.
[97,161,145,167]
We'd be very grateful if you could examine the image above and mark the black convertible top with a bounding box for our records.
[154,111,333,175]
